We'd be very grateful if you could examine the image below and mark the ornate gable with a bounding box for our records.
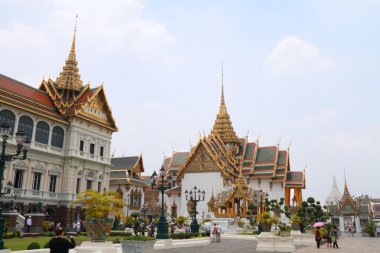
[182,144,220,174]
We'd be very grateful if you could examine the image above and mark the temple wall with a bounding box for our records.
[248,179,285,202]
[180,172,223,219]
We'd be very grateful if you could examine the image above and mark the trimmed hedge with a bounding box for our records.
[109,231,133,237]
[171,232,195,239]
[27,242,40,250]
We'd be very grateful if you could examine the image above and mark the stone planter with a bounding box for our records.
[121,240,156,253]
[263,223,272,232]
[279,230,291,237]
[85,218,114,242]
[291,224,299,231]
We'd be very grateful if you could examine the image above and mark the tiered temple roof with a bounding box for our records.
[0,28,117,132]
[110,155,149,187]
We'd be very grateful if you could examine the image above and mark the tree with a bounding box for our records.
[267,198,290,218]
[296,197,331,232]
[72,189,124,219]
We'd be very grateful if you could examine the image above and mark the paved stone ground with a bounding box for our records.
[296,237,380,253]
[155,238,305,253]
[155,237,380,253]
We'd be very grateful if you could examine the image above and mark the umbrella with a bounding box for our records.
[313,222,325,227]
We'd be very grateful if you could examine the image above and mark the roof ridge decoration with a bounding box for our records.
[209,133,238,165]
[209,66,239,147]
[56,16,83,92]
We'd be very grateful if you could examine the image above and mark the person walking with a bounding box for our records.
[315,227,322,249]
[216,223,222,243]
[326,227,332,248]
[26,216,32,233]
[332,226,339,249]
[211,223,217,243]
[48,227,76,253]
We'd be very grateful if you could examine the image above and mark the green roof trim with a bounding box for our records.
[256,147,276,163]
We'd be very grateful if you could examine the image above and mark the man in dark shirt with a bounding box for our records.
[49,227,76,253]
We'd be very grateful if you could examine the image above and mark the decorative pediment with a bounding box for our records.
[75,86,117,131]
[182,144,220,174]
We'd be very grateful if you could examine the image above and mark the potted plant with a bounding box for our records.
[175,216,188,228]
[363,220,377,237]
[236,219,245,228]
[278,222,292,237]
[72,189,124,242]
[121,235,156,253]
[261,212,273,232]
[290,215,302,231]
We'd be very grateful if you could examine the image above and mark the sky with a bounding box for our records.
[0,0,379,203]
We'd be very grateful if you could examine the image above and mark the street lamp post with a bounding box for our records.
[151,167,175,239]
[0,122,30,250]
[126,193,130,217]
[255,190,268,235]
[185,186,205,234]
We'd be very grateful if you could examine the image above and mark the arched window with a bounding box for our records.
[0,109,16,135]
[17,115,33,139]
[35,121,49,144]
[51,126,64,148]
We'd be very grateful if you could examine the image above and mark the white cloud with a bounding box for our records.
[0,22,49,49]
[50,0,175,55]
[266,36,335,77]
[292,109,339,128]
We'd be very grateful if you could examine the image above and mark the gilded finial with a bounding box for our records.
[171,144,175,152]
[70,14,78,56]
[246,128,250,139]
[256,134,261,146]
[111,149,115,157]
[287,140,291,152]
[56,14,83,91]
[189,139,193,149]
[277,136,282,147]
[221,61,225,106]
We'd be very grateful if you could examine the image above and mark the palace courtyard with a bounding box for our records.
[155,237,380,253]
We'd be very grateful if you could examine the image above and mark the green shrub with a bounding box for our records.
[42,221,52,232]
[15,231,21,238]
[40,231,54,237]
[171,233,179,239]
[27,242,40,250]
[191,232,199,237]
[109,231,132,237]
[112,238,120,244]
[175,216,188,226]
[200,232,206,237]
[122,235,155,241]
[43,241,50,248]
[3,232,15,239]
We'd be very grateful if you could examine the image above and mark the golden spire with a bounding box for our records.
[56,15,83,92]
[210,63,239,146]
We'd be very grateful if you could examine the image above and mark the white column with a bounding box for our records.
[339,215,344,232]
[355,216,361,233]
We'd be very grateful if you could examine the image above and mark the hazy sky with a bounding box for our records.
[1,0,379,202]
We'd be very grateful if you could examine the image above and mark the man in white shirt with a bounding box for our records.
[26,216,32,232]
